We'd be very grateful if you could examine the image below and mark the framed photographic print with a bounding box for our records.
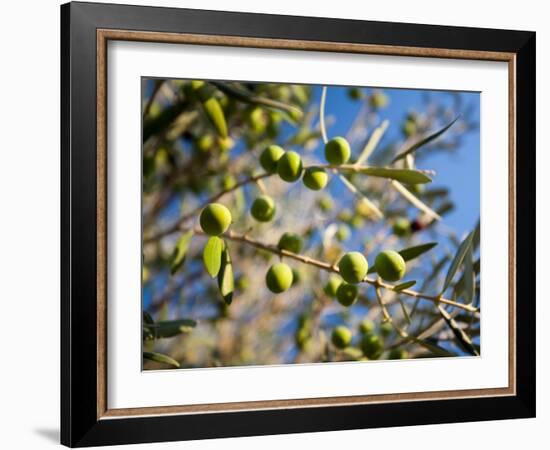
[60,1,536,447]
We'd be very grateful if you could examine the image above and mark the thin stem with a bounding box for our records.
[145,163,429,242]
[191,227,477,313]
[144,172,272,242]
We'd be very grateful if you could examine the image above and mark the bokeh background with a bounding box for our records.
[142,79,480,369]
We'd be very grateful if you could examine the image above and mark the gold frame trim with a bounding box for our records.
[96,29,517,420]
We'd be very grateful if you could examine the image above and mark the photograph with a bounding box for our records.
[141,78,481,370]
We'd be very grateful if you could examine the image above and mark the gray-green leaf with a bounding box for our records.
[170,230,194,275]
[144,319,197,339]
[143,351,180,368]
[391,117,459,163]
[203,236,224,277]
[394,280,417,292]
[440,230,475,295]
[355,167,433,184]
[218,244,234,305]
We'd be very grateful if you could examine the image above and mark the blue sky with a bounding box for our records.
[309,85,480,238]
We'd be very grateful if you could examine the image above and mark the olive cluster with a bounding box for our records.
[330,318,408,360]
[250,136,351,223]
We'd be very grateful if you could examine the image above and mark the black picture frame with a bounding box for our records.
[61,1,536,447]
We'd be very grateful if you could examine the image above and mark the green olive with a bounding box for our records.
[331,326,352,349]
[291,268,302,286]
[369,90,389,109]
[338,252,369,284]
[277,151,303,182]
[303,167,328,190]
[260,145,285,174]
[375,250,406,282]
[380,321,393,337]
[325,136,351,165]
[247,107,267,134]
[323,275,343,298]
[402,119,417,138]
[277,232,303,254]
[359,319,375,335]
[195,134,214,153]
[361,333,383,359]
[388,348,408,360]
[336,283,358,307]
[336,224,351,242]
[295,327,311,350]
[199,203,232,236]
[317,195,334,212]
[347,87,364,100]
[392,218,411,237]
[265,262,293,293]
[250,195,276,222]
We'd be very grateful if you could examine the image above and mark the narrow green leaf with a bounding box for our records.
[211,81,303,121]
[463,246,475,305]
[203,236,223,278]
[144,319,197,339]
[142,311,154,325]
[368,243,437,275]
[391,117,460,163]
[170,230,194,275]
[355,167,432,184]
[202,97,228,138]
[440,231,475,295]
[217,244,234,305]
[143,351,180,368]
[399,242,438,262]
[438,306,479,356]
[412,339,458,357]
[394,280,417,292]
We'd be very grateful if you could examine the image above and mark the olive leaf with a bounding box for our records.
[399,242,438,261]
[391,117,459,163]
[354,167,432,184]
[218,243,234,305]
[203,236,224,278]
[440,230,475,295]
[438,305,479,356]
[144,319,197,340]
[211,81,303,121]
[394,280,417,292]
[143,351,180,368]
[202,97,228,138]
[170,230,194,275]
[462,246,475,305]
[368,242,437,274]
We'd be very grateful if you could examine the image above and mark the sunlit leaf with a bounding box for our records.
[355,167,432,184]
[440,230,475,295]
[170,230,194,275]
[391,181,441,220]
[143,351,180,368]
[218,243,234,305]
[203,236,224,278]
[391,117,459,163]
